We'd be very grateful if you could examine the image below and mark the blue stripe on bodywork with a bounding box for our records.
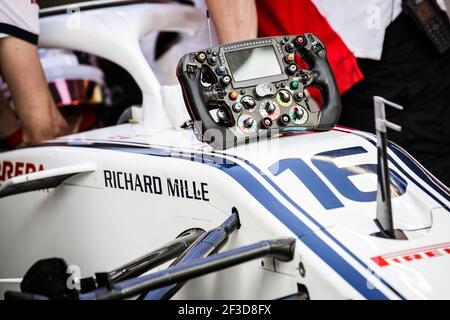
[388,143,450,203]
[334,130,450,210]
[206,150,406,300]
[218,156,406,300]
[55,142,396,299]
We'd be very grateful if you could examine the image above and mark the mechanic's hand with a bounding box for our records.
[0,37,69,145]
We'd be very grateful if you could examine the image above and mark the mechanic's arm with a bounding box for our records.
[0,37,69,145]
[205,0,258,44]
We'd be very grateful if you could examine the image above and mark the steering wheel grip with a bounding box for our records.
[178,66,236,150]
[299,42,342,130]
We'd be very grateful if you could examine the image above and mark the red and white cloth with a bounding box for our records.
[312,0,402,61]
[0,0,40,45]
[257,0,364,95]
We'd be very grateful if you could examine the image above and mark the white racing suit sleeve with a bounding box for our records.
[0,0,40,45]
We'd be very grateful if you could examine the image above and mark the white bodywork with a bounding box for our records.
[0,2,449,300]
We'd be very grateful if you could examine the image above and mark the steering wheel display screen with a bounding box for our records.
[226,46,282,82]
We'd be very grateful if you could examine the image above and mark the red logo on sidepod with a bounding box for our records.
[0,161,44,182]
[371,243,450,267]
